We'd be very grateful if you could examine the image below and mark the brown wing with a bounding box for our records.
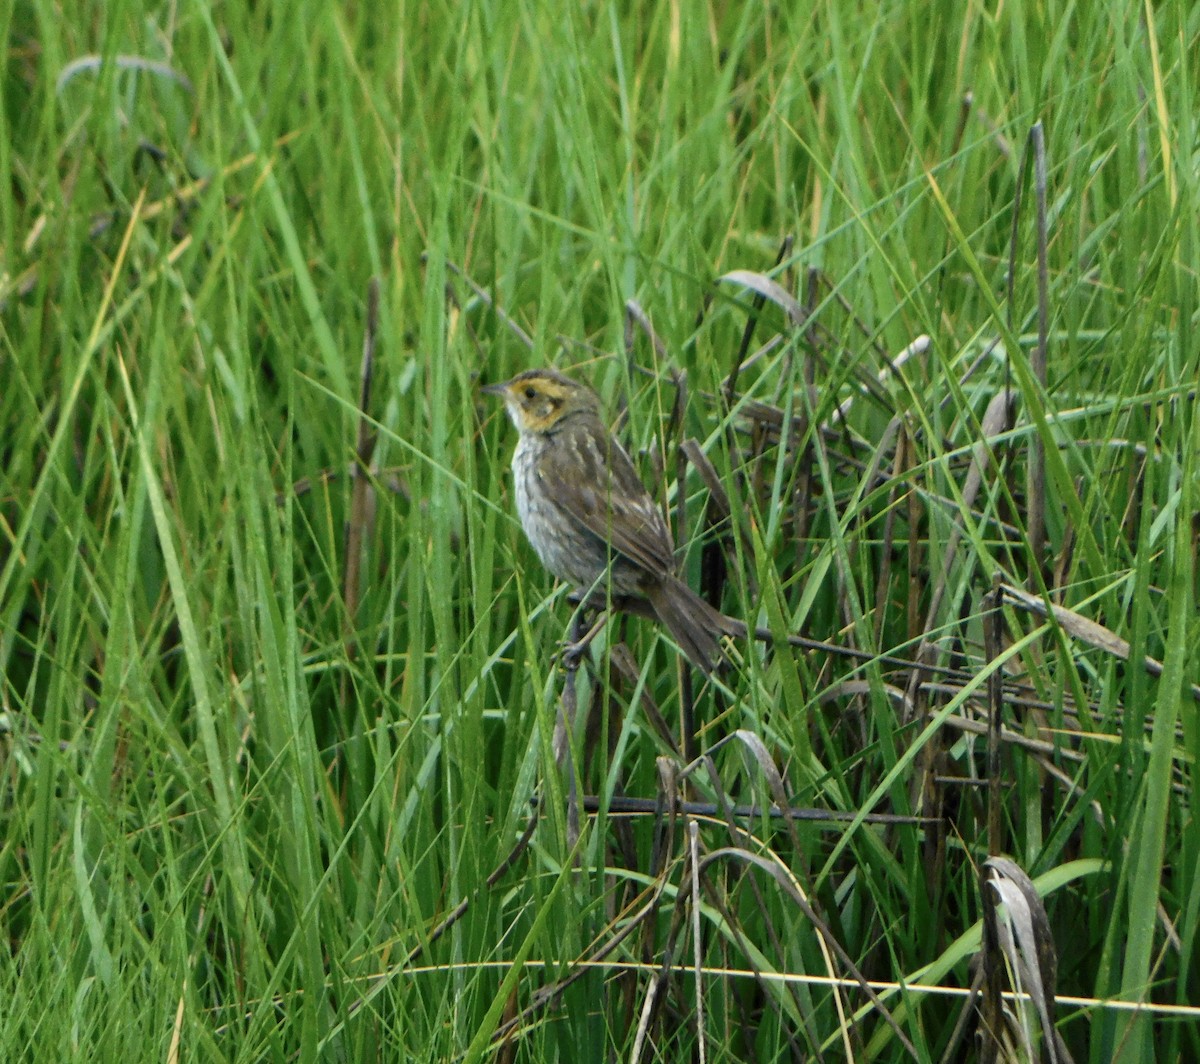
[536,414,677,579]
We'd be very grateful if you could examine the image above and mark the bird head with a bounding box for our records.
[482,368,600,434]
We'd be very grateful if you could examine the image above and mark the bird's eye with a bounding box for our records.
[523,386,537,399]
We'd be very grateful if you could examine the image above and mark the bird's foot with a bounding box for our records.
[561,610,608,670]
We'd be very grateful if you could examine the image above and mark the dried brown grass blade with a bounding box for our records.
[999,582,1200,702]
[981,857,1075,1064]
[719,236,793,405]
[717,269,807,327]
[625,298,670,362]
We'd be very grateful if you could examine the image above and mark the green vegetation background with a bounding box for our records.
[2,1,1197,1060]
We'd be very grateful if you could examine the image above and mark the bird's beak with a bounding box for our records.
[481,380,510,397]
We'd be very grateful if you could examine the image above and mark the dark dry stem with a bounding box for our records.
[580,793,929,825]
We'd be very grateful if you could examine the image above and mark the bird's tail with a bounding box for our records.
[645,577,741,674]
